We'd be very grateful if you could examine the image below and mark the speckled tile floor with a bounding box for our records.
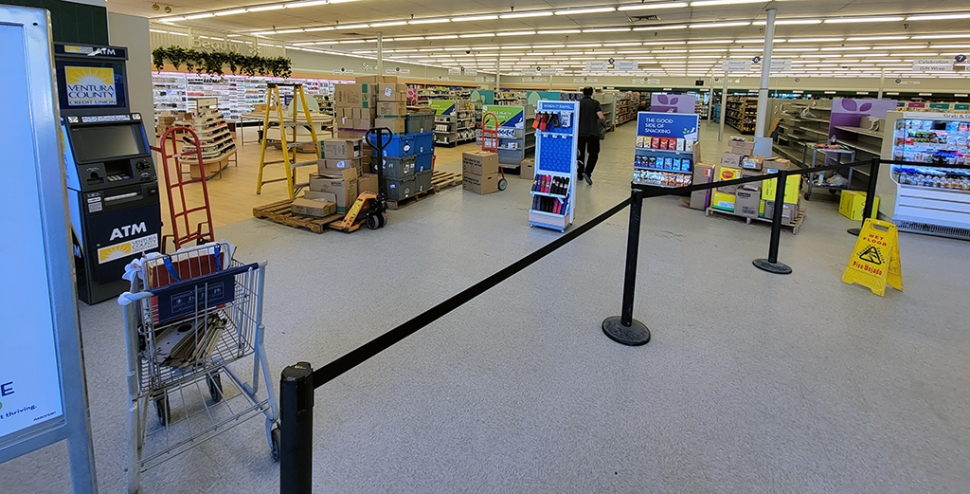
[3,121,969,494]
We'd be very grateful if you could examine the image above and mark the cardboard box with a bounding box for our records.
[358,173,379,195]
[322,139,362,159]
[462,173,500,194]
[690,163,715,210]
[716,165,743,194]
[762,158,794,171]
[308,173,359,212]
[520,158,535,179]
[353,107,375,120]
[764,200,800,226]
[729,140,756,156]
[375,117,406,134]
[462,151,500,176]
[336,129,368,139]
[377,101,407,117]
[335,83,376,108]
[740,155,763,171]
[378,82,409,102]
[720,152,744,167]
[761,174,802,204]
[711,191,736,211]
[304,190,337,202]
[317,158,361,175]
[839,190,880,221]
[734,188,761,218]
[291,197,337,218]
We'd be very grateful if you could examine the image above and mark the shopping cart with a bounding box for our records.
[119,242,278,494]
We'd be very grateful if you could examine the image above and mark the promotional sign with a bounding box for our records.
[585,61,609,71]
[614,60,639,71]
[913,58,954,72]
[722,59,751,72]
[830,98,899,142]
[651,93,696,114]
[637,112,700,142]
[841,219,903,297]
[64,66,117,106]
[633,112,700,187]
[482,105,525,129]
[428,99,456,116]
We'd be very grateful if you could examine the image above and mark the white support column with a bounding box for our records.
[707,76,714,122]
[878,68,886,98]
[377,32,383,75]
[754,8,776,139]
[718,76,728,141]
[495,53,501,91]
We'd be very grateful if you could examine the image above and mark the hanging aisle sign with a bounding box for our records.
[448,68,461,75]
[585,61,609,71]
[614,60,639,71]
[770,60,792,71]
[465,69,477,76]
[722,59,751,72]
[912,58,954,72]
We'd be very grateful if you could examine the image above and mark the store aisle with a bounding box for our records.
[4,116,970,494]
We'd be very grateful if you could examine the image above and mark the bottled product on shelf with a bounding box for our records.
[892,119,969,164]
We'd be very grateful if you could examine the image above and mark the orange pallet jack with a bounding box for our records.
[481,112,508,191]
[329,128,392,232]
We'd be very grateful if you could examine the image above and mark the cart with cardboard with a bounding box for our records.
[119,242,278,493]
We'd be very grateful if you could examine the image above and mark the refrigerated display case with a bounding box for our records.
[889,112,970,240]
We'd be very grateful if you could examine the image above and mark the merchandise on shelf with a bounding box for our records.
[530,100,579,232]
[724,96,757,134]
[481,104,534,165]
[632,112,700,189]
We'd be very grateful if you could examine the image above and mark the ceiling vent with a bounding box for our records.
[629,14,661,22]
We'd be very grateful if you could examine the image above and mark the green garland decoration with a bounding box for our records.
[152,46,292,78]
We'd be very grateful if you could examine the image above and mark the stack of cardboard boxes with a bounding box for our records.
[289,137,380,218]
[462,151,501,194]
[702,137,804,225]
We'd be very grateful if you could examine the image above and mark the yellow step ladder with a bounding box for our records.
[255,83,322,199]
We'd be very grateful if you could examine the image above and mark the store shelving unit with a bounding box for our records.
[179,108,237,179]
[632,112,700,188]
[888,112,970,240]
[530,100,578,232]
[433,103,476,146]
[725,96,757,134]
[773,101,832,167]
[481,105,535,166]
[594,92,616,131]
[615,92,638,126]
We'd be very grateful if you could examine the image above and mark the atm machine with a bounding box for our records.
[53,44,162,304]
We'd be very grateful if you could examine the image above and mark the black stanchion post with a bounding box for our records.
[280,362,314,494]
[849,157,881,236]
[602,188,651,346]
[753,170,793,275]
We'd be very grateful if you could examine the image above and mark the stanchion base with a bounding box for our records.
[753,259,793,275]
[847,227,860,236]
[602,317,651,346]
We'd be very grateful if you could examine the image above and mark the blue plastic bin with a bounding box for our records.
[411,132,434,155]
[414,152,433,173]
[368,132,413,157]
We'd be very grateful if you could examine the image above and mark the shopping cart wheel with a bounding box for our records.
[154,393,171,426]
[498,178,508,191]
[206,372,223,403]
[366,213,380,230]
[270,426,281,461]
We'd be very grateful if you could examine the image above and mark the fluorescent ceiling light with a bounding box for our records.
[583,28,630,33]
[690,21,751,28]
[426,34,459,40]
[452,15,498,22]
[824,16,904,24]
[906,13,970,21]
[604,42,642,47]
[459,33,494,38]
[502,45,531,49]
[336,23,369,29]
[408,18,449,24]
[537,29,581,34]
[643,40,685,45]
[214,8,247,16]
[251,31,276,35]
[305,27,335,32]
[846,35,908,41]
[498,30,536,36]
[688,39,732,44]
[370,21,407,27]
[393,36,425,41]
[159,16,186,22]
[634,24,687,31]
[912,33,970,40]
[753,19,822,25]
[691,0,763,6]
[877,45,928,50]
[890,52,938,56]
[618,2,688,11]
[286,0,330,7]
[184,13,214,19]
[555,7,616,15]
[500,10,553,19]
[337,39,366,44]
[932,44,970,49]
[248,5,286,12]
[787,37,844,43]
[275,28,304,34]
[569,43,602,48]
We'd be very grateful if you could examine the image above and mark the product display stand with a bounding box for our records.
[529,100,578,232]
[481,104,534,166]
[632,112,700,188]
[179,108,237,180]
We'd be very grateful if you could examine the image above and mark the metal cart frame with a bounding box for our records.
[802,145,856,200]
[120,243,278,493]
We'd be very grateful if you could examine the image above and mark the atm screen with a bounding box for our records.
[54,60,128,111]
[69,124,146,162]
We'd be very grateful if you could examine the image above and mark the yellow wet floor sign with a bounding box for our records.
[842,218,903,296]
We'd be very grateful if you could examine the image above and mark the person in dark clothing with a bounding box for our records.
[577,86,606,185]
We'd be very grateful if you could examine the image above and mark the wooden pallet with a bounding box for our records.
[431,170,462,191]
[253,200,345,234]
[705,207,806,235]
[387,188,435,210]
